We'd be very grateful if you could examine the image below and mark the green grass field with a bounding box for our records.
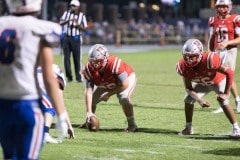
[3,47,240,159]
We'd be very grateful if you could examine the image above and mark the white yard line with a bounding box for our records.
[135,101,180,107]
[154,144,201,149]
[73,155,123,160]
[114,148,165,155]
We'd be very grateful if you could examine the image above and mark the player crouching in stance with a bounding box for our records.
[176,39,240,137]
[80,44,138,132]
[37,64,75,143]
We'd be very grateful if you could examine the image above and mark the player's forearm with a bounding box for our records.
[186,89,202,104]
[226,36,240,46]
[85,88,93,113]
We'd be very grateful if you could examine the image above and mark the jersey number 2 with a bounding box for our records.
[0,29,16,64]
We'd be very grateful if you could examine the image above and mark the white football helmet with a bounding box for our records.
[215,0,232,17]
[88,44,109,70]
[5,0,42,14]
[52,64,66,90]
[182,39,203,67]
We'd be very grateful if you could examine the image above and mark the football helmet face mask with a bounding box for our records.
[5,0,42,14]
[215,0,232,17]
[88,44,109,71]
[182,39,203,67]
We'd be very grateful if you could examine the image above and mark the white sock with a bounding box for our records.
[232,122,239,129]
[235,96,240,102]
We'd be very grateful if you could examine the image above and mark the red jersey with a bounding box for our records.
[208,14,240,50]
[83,55,134,89]
[176,52,225,86]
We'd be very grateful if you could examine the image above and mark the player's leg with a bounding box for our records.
[0,100,16,159]
[16,99,44,159]
[213,48,240,113]
[71,37,82,82]
[42,93,62,144]
[179,102,194,135]
[117,73,137,132]
[179,83,208,135]
[62,37,72,82]
[227,48,240,112]
[215,78,240,137]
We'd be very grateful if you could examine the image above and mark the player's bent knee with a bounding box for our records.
[217,99,229,107]
[119,97,130,106]
[184,96,196,104]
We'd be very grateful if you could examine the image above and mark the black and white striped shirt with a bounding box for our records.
[61,10,88,37]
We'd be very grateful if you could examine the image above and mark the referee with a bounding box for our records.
[60,0,88,83]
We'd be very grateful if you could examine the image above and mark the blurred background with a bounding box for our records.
[1,0,240,46]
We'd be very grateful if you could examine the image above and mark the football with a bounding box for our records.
[87,115,100,132]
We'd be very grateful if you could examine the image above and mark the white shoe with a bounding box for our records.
[230,128,240,138]
[235,100,240,113]
[212,107,223,114]
[44,133,62,144]
[178,126,193,135]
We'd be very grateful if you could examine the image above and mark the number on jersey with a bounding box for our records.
[0,29,16,64]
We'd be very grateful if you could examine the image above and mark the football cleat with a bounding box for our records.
[230,128,240,138]
[178,126,193,135]
[44,133,62,144]
[124,125,138,133]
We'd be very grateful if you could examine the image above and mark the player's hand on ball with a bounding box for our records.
[87,115,100,132]
[87,112,96,121]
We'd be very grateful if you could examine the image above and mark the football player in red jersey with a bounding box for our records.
[80,44,138,132]
[208,0,240,113]
[176,39,240,137]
